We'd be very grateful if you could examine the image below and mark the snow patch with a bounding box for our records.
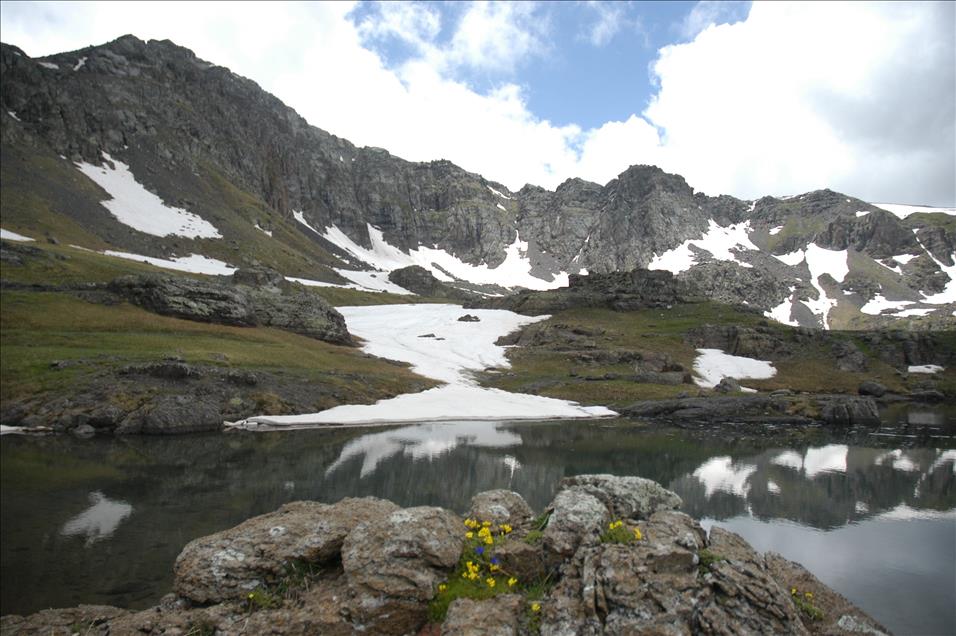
[872,203,956,219]
[487,185,512,200]
[73,56,87,71]
[496,203,506,211]
[913,236,956,305]
[232,304,615,427]
[1,228,35,242]
[649,220,757,274]
[768,225,783,235]
[319,222,568,291]
[908,364,944,374]
[76,154,221,239]
[764,286,799,326]
[773,244,847,329]
[6,110,21,121]
[333,269,413,295]
[37,61,58,70]
[692,348,776,388]
[103,250,236,276]
[855,210,870,218]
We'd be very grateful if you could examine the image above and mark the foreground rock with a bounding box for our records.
[1,475,890,636]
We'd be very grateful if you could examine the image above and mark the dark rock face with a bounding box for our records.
[107,273,352,345]
[474,269,697,315]
[2,477,889,636]
[686,324,791,359]
[387,266,479,301]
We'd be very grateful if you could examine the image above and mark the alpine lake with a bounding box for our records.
[2,403,954,634]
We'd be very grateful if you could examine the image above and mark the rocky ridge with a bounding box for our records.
[0,474,889,636]
[2,36,954,329]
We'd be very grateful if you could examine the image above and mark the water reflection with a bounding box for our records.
[60,491,133,546]
[2,418,954,634]
[325,420,522,478]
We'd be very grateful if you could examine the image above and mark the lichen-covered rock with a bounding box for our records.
[558,474,682,521]
[441,594,524,636]
[0,605,129,636]
[492,540,547,584]
[543,489,609,559]
[342,506,464,635]
[696,527,810,635]
[468,489,534,528]
[173,497,398,603]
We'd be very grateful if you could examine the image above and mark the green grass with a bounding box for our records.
[0,290,434,403]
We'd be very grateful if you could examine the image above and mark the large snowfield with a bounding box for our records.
[231,304,615,428]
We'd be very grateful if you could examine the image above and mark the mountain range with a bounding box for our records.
[2,35,954,331]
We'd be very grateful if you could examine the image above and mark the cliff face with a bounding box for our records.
[2,35,954,329]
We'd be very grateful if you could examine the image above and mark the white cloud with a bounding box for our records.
[582,1,624,47]
[1,1,953,205]
[679,0,749,40]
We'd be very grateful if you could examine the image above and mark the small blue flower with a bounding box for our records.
[475,546,484,555]
[490,557,499,565]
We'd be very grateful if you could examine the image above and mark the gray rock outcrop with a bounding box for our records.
[174,497,399,603]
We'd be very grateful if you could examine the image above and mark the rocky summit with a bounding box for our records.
[1,35,954,330]
[0,475,890,636]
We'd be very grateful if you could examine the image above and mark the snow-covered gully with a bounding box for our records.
[230,304,616,430]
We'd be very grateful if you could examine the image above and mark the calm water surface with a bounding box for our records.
[2,409,954,634]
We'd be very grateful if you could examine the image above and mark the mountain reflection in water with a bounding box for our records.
[2,417,954,634]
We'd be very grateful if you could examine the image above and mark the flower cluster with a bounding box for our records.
[790,586,823,621]
[601,519,645,544]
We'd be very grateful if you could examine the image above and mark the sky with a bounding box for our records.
[1,1,954,206]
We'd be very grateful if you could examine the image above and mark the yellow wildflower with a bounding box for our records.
[633,527,643,541]
[486,577,496,588]
[466,531,474,539]
[804,592,813,600]
[438,584,447,592]
[508,577,517,587]
[482,520,492,527]
[501,524,512,534]
[468,572,478,580]
[791,587,797,595]
[478,526,491,538]
[484,536,494,545]
[490,564,500,572]
[531,602,541,612]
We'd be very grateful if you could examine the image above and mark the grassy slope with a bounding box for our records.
[0,289,434,405]
[481,302,955,408]
[0,241,441,412]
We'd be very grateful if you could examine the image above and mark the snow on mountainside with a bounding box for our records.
[1,36,954,331]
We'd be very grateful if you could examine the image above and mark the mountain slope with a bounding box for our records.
[1,35,954,330]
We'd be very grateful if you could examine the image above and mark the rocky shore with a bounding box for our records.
[1,474,890,635]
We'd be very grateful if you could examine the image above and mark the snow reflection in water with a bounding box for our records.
[60,491,133,546]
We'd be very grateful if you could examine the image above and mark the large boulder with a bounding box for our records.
[109,274,254,325]
[173,497,398,603]
[342,506,464,634]
[542,489,609,559]
[108,273,353,345]
[558,474,682,520]
[819,396,880,426]
[387,265,478,301]
[467,489,534,528]
[115,393,222,435]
